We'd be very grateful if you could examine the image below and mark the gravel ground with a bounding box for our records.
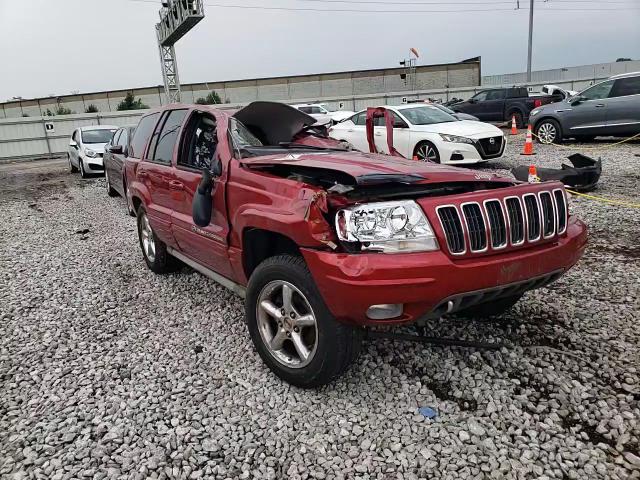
[1,136,639,480]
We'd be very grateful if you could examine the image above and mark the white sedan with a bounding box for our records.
[328,104,506,165]
[68,125,118,178]
[291,103,355,126]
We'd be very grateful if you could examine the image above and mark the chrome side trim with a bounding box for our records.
[570,124,607,130]
[167,247,246,299]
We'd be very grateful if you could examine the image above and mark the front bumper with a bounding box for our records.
[301,217,587,326]
[82,156,104,172]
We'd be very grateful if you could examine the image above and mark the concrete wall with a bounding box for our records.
[482,60,640,86]
[0,60,480,120]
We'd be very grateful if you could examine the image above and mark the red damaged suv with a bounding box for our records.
[124,101,587,387]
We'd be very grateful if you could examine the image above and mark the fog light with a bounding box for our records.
[366,304,403,320]
[450,151,464,161]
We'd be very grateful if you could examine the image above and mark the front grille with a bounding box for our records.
[485,200,507,248]
[523,194,541,241]
[436,189,567,256]
[437,206,465,254]
[539,192,555,237]
[554,190,567,233]
[461,203,487,251]
[505,197,525,245]
[475,136,504,158]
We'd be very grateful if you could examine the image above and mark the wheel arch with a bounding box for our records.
[242,228,302,280]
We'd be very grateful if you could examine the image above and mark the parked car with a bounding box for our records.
[449,87,564,128]
[103,125,137,203]
[291,103,355,125]
[433,103,479,121]
[68,125,118,178]
[530,71,640,144]
[328,104,506,164]
[124,101,587,387]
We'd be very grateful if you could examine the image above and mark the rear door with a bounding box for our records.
[562,80,614,136]
[169,110,233,278]
[482,89,507,121]
[604,76,640,136]
[137,109,188,247]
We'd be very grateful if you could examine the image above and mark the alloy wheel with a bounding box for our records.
[140,212,156,263]
[256,280,318,369]
[416,144,439,162]
[538,123,557,144]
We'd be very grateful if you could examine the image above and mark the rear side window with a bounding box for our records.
[610,76,640,97]
[352,112,366,125]
[298,106,312,114]
[130,113,160,158]
[150,109,188,164]
[506,88,526,98]
[486,90,506,100]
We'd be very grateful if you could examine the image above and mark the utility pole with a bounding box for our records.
[526,0,534,82]
[156,0,205,103]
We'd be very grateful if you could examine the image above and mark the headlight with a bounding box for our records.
[335,200,439,253]
[530,108,541,117]
[85,149,97,158]
[439,134,474,144]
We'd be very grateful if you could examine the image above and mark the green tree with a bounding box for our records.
[85,104,99,113]
[195,91,222,105]
[117,91,149,111]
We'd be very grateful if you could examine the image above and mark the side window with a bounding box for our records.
[118,129,128,148]
[179,113,218,170]
[111,129,122,147]
[130,113,160,158]
[581,80,614,101]
[472,91,488,102]
[309,106,323,114]
[352,112,366,126]
[150,109,188,164]
[486,90,505,101]
[610,77,640,98]
[298,106,312,114]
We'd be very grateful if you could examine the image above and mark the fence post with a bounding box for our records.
[41,118,52,158]
[96,114,101,125]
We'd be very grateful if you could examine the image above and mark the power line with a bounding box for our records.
[299,0,636,3]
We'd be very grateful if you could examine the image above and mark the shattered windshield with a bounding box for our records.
[229,118,263,148]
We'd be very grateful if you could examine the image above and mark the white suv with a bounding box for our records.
[291,103,355,126]
[68,125,118,178]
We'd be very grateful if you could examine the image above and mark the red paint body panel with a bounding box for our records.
[302,217,587,325]
[126,103,588,328]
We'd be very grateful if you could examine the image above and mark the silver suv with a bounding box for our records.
[530,71,640,143]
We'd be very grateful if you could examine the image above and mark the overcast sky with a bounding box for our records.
[0,0,638,101]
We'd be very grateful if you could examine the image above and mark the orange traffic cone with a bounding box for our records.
[521,125,535,155]
[527,165,540,183]
[510,115,518,135]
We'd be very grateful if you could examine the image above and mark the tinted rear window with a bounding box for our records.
[611,76,640,97]
[130,113,160,158]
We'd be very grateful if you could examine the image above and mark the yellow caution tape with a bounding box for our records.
[566,189,640,209]
[531,131,640,150]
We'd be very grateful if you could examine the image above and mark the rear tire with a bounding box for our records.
[413,141,440,163]
[105,169,118,197]
[245,254,362,388]
[137,207,177,274]
[535,119,562,144]
[456,294,523,318]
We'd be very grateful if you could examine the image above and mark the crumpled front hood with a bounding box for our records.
[241,150,511,186]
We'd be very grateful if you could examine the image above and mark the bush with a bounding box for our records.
[85,104,99,113]
[44,105,74,116]
[117,91,149,111]
[195,91,222,105]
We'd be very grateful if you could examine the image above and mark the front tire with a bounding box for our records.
[413,141,440,163]
[79,159,88,178]
[246,255,362,388]
[137,207,176,273]
[535,119,562,144]
[69,154,78,173]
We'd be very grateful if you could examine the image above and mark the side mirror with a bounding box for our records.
[570,95,584,106]
[468,98,476,104]
[69,140,78,148]
[192,168,213,227]
[109,145,124,154]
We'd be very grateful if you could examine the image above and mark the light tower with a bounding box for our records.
[156,0,205,103]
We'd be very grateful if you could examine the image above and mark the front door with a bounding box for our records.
[138,109,189,248]
[170,111,233,279]
[563,80,614,136]
[373,111,411,158]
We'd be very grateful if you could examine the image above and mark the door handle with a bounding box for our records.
[375,132,383,136]
[168,180,184,190]
[347,129,354,132]
[595,104,605,108]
